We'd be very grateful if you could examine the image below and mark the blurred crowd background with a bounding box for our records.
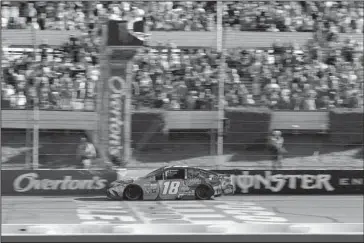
[2,1,363,111]
[224,1,363,33]
[2,1,363,33]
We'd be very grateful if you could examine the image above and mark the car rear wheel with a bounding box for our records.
[195,185,214,200]
[124,185,143,200]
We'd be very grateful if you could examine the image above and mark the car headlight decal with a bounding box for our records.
[109,188,119,198]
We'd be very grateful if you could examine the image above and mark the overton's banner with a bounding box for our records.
[1,170,117,195]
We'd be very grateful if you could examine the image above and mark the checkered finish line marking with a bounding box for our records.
[75,200,289,224]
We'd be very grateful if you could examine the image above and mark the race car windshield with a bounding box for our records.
[199,169,219,177]
[142,167,165,178]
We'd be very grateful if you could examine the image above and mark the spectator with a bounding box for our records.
[77,137,97,169]
[268,130,286,170]
[277,89,292,110]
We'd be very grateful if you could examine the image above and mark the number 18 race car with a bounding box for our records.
[106,166,235,200]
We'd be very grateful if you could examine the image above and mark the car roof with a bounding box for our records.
[163,166,215,173]
[165,166,219,175]
[155,166,218,176]
[164,165,193,170]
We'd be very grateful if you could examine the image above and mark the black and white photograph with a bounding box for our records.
[1,0,363,242]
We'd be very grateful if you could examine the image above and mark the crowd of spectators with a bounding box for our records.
[5,34,361,111]
[131,47,221,110]
[224,39,363,110]
[2,35,363,111]
[2,34,100,110]
[2,1,363,33]
[1,1,217,31]
[224,1,364,33]
[2,1,363,111]
[129,33,363,111]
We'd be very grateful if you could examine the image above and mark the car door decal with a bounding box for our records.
[162,181,181,195]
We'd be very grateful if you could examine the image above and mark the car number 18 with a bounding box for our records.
[162,181,181,195]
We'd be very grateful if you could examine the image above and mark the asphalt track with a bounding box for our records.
[2,195,363,225]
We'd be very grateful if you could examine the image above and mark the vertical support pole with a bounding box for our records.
[216,1,225,168]
[30,25,39,169]
[25,104,32,168]
[0,24,3,169]
[32,26,39,169]
[210,129,216,155]
[25,27,36,168]
[32,98,39,169]
[97,24,109,164]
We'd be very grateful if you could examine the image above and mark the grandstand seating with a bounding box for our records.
[1,1,363,168]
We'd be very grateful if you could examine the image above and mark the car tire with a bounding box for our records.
[195,184,214,200]
[124,185,143,200]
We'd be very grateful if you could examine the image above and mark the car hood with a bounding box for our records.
[110,177,140,186]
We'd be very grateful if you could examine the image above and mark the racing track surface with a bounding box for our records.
[2,195,363,225]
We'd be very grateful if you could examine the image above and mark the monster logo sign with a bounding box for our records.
[234,171,335,193]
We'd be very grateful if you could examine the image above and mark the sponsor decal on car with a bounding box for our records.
[183,178,201,187]
[223,186,234,194]
[179,185,190,193]
[143,183,158,194]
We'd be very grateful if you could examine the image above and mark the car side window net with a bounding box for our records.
[165,169,185,180]
[187,168,198,179]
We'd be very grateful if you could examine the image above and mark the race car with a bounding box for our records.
[106,166,235,200]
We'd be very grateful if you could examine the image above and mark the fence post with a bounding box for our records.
[31,26,39,169]
[25,26,36,168]
[216,0,225,168]
[0,36,2,166]
[25,100,32,168]
[97,23,109,164]
[32,98,39,169]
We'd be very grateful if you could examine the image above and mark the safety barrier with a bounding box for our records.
[1,170,117,195]
[131,111,166,151]
[329,108,364,145]
[2,169,363,195]
[2,223,363,235]
[2,109,360,133]
[3,30,363,48]
[225,107,271,149]
[213,169,364,195]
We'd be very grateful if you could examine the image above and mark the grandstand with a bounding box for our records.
[1,1,363,169]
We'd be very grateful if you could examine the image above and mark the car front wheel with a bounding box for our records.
[124,185,143,200]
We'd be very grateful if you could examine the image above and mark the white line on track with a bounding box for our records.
[171,209,216,213]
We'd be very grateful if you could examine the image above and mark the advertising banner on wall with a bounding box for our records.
[1,170,117,195]
[213,170,363,195]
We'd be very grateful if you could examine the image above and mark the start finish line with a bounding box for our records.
[2,223,363,235]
